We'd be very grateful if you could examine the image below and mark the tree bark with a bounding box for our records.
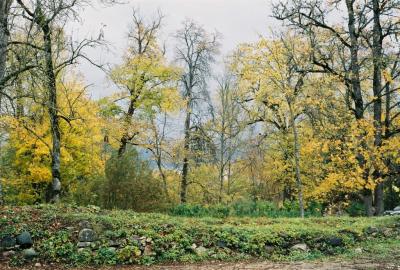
[218,111,226,204]
[0,0,12,94]
[180,106,191,203]
[118,98,136,157]
[0,1,11,206]
[345,0,364,120]
[345,0,376,215]
[42,22,61,203]
[372,0,384,216]
[288,101,304,218]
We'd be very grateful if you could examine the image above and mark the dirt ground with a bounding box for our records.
[2,260,400,270]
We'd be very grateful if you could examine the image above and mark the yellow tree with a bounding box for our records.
[110,10,180,157]
[231,35,321,217]
[0,77,105,204]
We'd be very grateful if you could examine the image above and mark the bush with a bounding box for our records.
[74,147,168,211]
[169,201,323,218]
[346,201,365,217]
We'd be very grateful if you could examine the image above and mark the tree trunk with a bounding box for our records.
[345,0,364,121]
[118,99,136,157]
[0,0,12,205]
[156,156,169,200]
[180,107,191,204]
[43,23,61,203]
[363,190,374,216]
[0,0,11,94]
[374,183,384,215]
[218,122,225,203]
[288,101,304,218]
[345,0,375,215]
[372,0,384,216]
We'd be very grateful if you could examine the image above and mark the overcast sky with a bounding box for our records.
[74,0,278,98]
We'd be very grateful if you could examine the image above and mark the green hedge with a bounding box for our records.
[169,201,324,218]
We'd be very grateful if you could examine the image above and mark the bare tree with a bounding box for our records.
[174,20,220,203]
[146,113,170,200]
[212,73,242,203]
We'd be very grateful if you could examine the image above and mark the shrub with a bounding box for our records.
[169,201,323,218]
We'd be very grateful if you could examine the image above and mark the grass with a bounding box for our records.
[1,204,399,266]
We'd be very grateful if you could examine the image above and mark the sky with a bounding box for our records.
[73,0,278,98]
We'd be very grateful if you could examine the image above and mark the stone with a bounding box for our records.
[77,242,92,248]
[132,235,144,250]
[16,232,33,248]
[355,247,363,253]
[382,228,393,237]
[190,243,197,250]
[108,239,120,247]
[22,248,37,259]
[2,250,16,258]
[216,240,227,248]
[194,246,207,256]
[264,245,275,254]
[327,237,344,247]
[291,243,309,252]
[34,262,42,267]
[78,228,97,242]
[143,245,155,256]
[365,226,379,235]
[394,206,400,211]
[0,235,16,250]
[79,220,92,229]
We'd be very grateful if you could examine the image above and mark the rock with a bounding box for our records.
[355,247,363,253]
[16,232,33,248]
[2,250,16,258]
[291,243,309,252]
[365,226,379,235]
[108,239,120,247]
[382,228,393,237]
[77,242,92,248]
[22,248,37,259]
[190,243,197,250]
[34,262,42,267]
[0,235,16,250]
[78,228,97,242]
[216,240,227,248]
[384,210,400,216]
[194,246,207,256]
[132,235,144,250]
[394,206,400,211]
[327,237,344,247]
[143,245,155,256]
[264,245,275,254]
[79,220,92,229]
